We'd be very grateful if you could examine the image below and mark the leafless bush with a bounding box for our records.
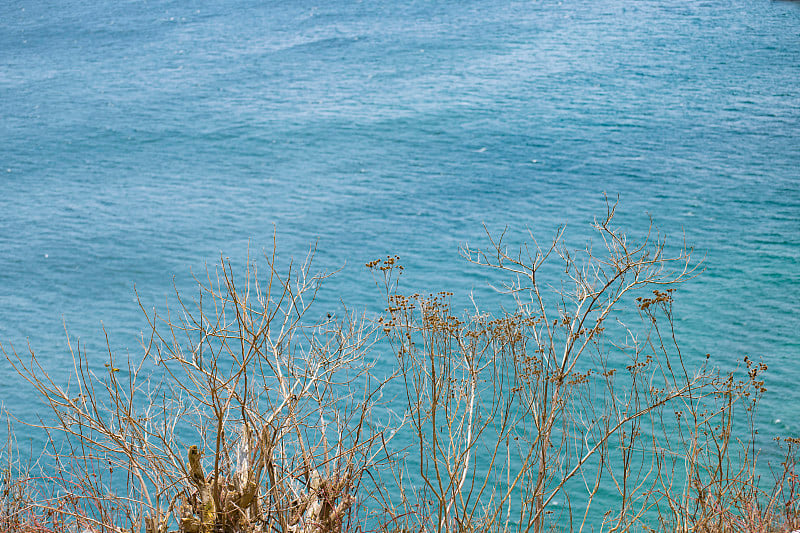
[368,201,796,532]
[3,205,798,533]
[3,243,392,533]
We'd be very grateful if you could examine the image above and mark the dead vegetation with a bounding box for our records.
[2,204,798,532]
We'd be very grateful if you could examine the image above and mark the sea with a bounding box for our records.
[1,0,799,524]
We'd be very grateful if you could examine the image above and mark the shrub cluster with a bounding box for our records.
[2,204,798,532]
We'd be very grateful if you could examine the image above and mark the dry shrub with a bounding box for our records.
[368,201,798,532]
[2,204,798,533]
[3,243,393,533]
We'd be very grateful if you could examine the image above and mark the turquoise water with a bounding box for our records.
[1,0,799,513]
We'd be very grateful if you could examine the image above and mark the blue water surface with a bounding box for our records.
[1,0,799,513]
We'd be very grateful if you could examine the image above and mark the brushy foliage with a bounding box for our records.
[2,204,798,533]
